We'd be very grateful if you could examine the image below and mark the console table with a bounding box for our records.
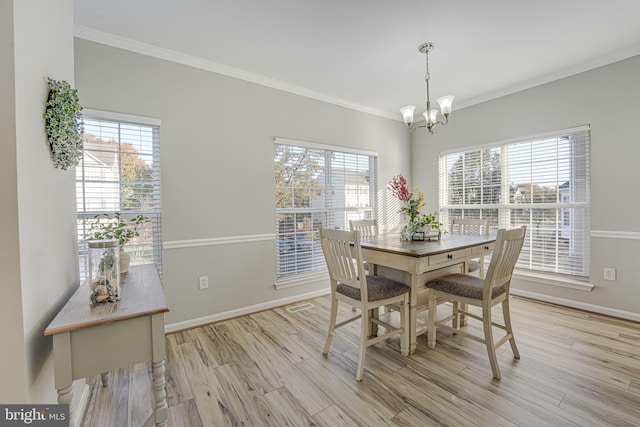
[45,264,169,426]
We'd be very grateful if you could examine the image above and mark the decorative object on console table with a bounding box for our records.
[84,212,149,275]
[88,239,120,307]
[387,174,443,241]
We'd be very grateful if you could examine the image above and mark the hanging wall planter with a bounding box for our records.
[43,78,84,170]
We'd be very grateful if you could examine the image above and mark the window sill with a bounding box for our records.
[274,270,329,290]
[512,270,594,292]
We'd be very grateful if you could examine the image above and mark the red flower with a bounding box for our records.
[388,174,411,202]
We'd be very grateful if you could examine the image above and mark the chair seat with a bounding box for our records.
[468,260,480,272]
[337,275,409,302]
[426,273,505,300]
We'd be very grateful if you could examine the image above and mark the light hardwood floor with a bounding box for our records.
[81,295,640,426]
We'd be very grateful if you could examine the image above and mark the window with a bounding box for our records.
[439,126,590,279]
[274,138,377,283]
[76,111,163,280]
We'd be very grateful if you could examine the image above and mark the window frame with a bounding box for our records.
[439,125,590,283]
[77,109,163,280]
[274,138,378,288]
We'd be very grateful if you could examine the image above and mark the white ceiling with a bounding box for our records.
[74,0,640,120]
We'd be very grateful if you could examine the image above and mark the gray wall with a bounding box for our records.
[412,55,640,317]
[74,39,411,325]
[1,0,79,403]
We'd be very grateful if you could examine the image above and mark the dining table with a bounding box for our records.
[360,232,497,354]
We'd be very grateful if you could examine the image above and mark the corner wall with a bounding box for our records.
[0,0,79,403]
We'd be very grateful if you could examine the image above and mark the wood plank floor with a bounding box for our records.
[80,296,640,426]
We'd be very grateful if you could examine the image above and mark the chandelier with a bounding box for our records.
[400,42,454,134]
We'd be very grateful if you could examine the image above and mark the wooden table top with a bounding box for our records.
[360,233,496,257]
[45,264,169,336]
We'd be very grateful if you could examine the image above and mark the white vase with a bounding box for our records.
[119,249,131,275]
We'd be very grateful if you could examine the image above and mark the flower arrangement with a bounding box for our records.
[388,174,443,240]
[43,78,84,170]
[84,212,149,247]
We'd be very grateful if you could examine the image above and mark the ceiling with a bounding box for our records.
[74,0,640,120]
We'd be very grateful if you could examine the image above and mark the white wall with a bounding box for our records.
[74,39,411,325]
[0,0,79,403]
[412,55,640,317]
[0,0,28,402]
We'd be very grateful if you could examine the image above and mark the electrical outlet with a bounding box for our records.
[603,268,616,281]
[198,276,209,289]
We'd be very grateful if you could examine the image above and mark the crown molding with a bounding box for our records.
[455,44,640,111]
[74,25,398,121]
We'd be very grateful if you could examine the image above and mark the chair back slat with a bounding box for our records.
[349,219,378,237]
[320,228,366,296]
[483,226,527,297]
[451,218,489,236]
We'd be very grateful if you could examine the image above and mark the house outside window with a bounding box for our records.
[76,111,163,280]
[274,138,377,285]
[439,126,590,280]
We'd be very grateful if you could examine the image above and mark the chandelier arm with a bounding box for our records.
[408,122,426,133]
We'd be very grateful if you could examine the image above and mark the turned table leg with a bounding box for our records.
[152,360,168,426]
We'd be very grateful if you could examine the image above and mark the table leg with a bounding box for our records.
[151,314,168,426]
[53,333,74,425]
[152,360,168,426]
[460,261,469,326]
[100,372,109,387]
[57,384,73,422]
[409,306,417,354]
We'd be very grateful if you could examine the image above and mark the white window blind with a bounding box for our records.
[439,126,590,279]
[76,115,163,280]
[275,139,377,281]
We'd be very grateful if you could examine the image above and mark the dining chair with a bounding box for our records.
[426,226,526,380]
[349,219,378,237]
[451,218,489,277]
[320,228,410,381]
[348,219,378,312]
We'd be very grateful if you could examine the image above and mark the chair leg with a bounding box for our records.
[482,305,501,380]
[400,296,409,356]
[427,290,436,349]
[368,307,379,337]
[356,309,370,381]
[323,295,338,356]
[502,297,520,359]
[452,301,460,330]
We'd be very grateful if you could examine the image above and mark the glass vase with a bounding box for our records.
[88,239,121,306]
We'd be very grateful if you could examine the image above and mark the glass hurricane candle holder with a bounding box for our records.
[88,239,120,307]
